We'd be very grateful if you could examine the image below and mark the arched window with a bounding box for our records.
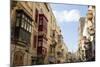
[13,51,24,66]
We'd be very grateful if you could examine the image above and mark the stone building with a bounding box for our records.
[11,1,34,66]
[56,35,68,63]
[11,1,68,66]
[11,1,51,66]
[85,5,95,61]
[78,5,95,61]
[78,17,86,61]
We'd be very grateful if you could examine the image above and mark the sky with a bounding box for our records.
[50,3,88,52]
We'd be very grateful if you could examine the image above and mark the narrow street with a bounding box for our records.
[10,1,95,66]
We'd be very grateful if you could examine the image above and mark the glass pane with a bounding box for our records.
[21,19,24,28]
[17,13,20,17]
[24,22,27,30]
[38,41,42,46]
[28,19,29,23]
[26,23,29,31]
[25,16,27,21]
[29,20,31,24]
[16,18,20,27]
[22,14,24,18]
[29,25,32,32]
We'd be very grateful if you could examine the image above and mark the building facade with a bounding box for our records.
[11,1,34,66]
[11,1,68,66]
[78,5,95,61]
[78,17,86,61]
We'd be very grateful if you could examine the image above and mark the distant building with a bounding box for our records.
[78,5,95,62]
[78,17,86,61]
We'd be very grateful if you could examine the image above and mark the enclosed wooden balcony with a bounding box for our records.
[87,26,95,35]
[87,10,93,20]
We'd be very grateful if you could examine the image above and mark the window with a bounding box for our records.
[38,36,43,47]
[43,18,47,33]
[19,29,30,44]
[21,19,24,28]
[29,25,32,32]
[38,41,42,47]
[26,23,29,31]
[16,13,21,27]
[16,10,32,32]
[38,14,48,33]
[42,47,47,56]
[38,16,43,32]
[16,18,20,27]
[22,14,25,18]
[39,16,43,25]
[33,35,37,48]
[37,46,42,55]
[17,13,21,17]
[43,39,47,46]
[15,10,32,44]
[39,20,43,25]
[35,9,38,23]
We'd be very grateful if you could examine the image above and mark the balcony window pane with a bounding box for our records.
[16,18,20,27]
[21,19,24,28]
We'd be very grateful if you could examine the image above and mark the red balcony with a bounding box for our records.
[38,14,48,34]
[37,46,47,57]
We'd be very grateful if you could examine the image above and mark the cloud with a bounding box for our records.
[53,9,81,23]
